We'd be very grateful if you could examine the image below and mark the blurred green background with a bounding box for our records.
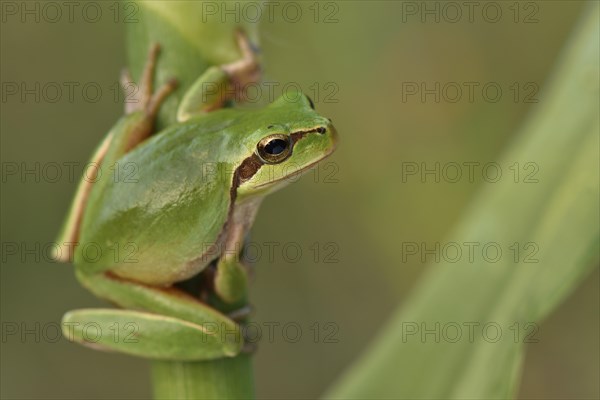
[1,1,598,399]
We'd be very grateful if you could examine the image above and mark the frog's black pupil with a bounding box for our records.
[265,139,287,155]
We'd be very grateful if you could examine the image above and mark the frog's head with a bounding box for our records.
[236,91,338,199]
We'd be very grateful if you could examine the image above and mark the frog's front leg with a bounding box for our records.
[177,30,260,122]
[214,255,250,305]
[63,270,244,360]
[119,43,177,150]
[213,200,262,305]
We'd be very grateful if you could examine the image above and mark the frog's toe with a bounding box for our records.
[227,304,254,322]
[146,77,178,117]
[120,42,177,117]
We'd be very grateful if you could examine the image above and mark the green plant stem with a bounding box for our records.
[152,356,255,399]
[125,1,260,398]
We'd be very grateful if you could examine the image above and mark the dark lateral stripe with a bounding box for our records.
[228,153,263,216]
[290,127,322,143]
[237,153,264,183]
[189,153,266,271]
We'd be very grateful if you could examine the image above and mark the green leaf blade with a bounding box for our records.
[325,4,599,399]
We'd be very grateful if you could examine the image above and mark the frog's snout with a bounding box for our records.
[323,122,339,150]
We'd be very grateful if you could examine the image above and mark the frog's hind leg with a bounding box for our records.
[62,308,237,360]
[69,270,244,360]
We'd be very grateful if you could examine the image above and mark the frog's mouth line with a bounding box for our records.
[253,150,334,189]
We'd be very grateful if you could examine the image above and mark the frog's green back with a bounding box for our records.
[75,113,245,285]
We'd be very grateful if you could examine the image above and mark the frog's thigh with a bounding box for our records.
[62,308,238,360]
[74,270,244,356]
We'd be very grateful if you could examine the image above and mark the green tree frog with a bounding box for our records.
[56,32,338,361]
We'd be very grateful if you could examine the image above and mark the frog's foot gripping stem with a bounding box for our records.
[227,304,253,322]
[120,43,178,117]
[177,30,261,122]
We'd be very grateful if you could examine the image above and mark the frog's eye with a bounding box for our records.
[256,134,293,164]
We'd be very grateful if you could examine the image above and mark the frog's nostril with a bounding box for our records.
[316,127,326,134]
